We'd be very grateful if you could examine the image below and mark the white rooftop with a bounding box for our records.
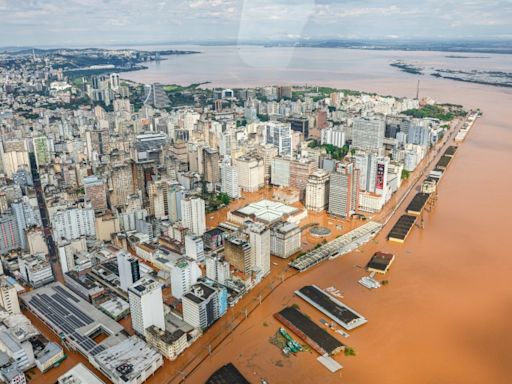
[58,363,105,384]
[235,199,300,224]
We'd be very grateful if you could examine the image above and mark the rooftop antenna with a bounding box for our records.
[416,79,420,100]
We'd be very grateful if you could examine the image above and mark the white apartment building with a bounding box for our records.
[235,155,264,192]
[18,254,54,288]
[185,234,205,262]
[0,277,20,314]
[305,169,330,212]
[205,255,230,285]
[247,222,270,277]
[128,277,165,336]
[220,159,241,199]
[52,207,96,241]
[117,251,141,291]
[180,197,206,236]
[170,258,201,300]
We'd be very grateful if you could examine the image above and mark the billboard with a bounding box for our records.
[376,163,385,190]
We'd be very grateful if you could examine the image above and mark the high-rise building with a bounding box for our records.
[221,158,241,199]
[110,163,134,207]
[407,124,431,147]
[271,157,290,187]
[185,234,205,262]
[288,117,309,138]
[0,276,20,314]
[270,222,301,259]
[182,282,226,329]
[167,184,185,223]
[305,169,330,212]
[355,153,390,195]
[202,147,220,185]
[224,236,252,276]
[11,197,41,250]
[321,126,346,148]
[328,162,360,218]
[83,176,107,211]
[352,117,385,150]
[265,122,292,156]
[170,258,201,300]
[52,207,96,242]
[235,155,264,193]
[289,159,317,199]
[205,255,230,284]
[18,254,54,288]
[117,251,141,291]
[0,215,21,255]
[180,197,206,236]
[128,276,165,336]
[246,223,270,277]
[257,144,278,182]
[109,73,120,90]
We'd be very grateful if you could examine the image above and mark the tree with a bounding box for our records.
[401,169,410,180]
[344,346,356,357]
[217,192,231,206]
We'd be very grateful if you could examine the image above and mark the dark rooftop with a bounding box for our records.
[388,215,416,241]
[206,363,250,384]
[298,286,360,324]
[406,192,431,215]
[366,252,395,272]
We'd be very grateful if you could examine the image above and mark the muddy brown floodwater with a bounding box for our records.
[139,60,512,384]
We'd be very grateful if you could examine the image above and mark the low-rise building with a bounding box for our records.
[144,325,188,361]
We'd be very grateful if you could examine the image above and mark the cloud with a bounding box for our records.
[0,0,511,45]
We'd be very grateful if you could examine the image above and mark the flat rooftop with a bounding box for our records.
[21,282,125,359]
[206,363,250,384]
[274,306,344,356]
[58,363,105,384]
[232,199,302,224]
[388,215,416,243]
[291,221,382,272]
[295,285,367,330]
[406,192,431,215]
[366,252,395,273]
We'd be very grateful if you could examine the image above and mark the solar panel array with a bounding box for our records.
[27,287,106,357]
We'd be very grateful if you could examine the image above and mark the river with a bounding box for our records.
[123,45,512,384]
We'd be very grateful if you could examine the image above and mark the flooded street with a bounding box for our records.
[122,46,512,383]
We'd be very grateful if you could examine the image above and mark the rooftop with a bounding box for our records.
[58,363,105,384]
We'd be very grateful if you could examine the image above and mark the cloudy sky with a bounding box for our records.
[1,0,511,46]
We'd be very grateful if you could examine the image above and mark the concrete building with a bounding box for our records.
[246,222,270,277]
[271,157,290,187]
[289,159,317,199]
[205,255,230,284]
[52,207,96,242]
[185,234,204,262]
[305,169,330,212]
[224,237,252,277]
[352,117,385,151]
[180,197,206,236]
[202,147,220,185]
[117,251,141,291]
[110,163,134,208]
[18,254,54,288]
[128,277,165,336]
[0,215,21,255]
[58,363,105,384]
[321,126,346,148]
[0,277,20,314]
[144,325,188,361]
[83,176,108,211]
[235,155,264,193]
[170,258,201,300]
[0,330,34,371]
[270,222,301,259]
[220,158,241,199]
[182,282,225,330]
[265,122,292,156]
[328,162,360,218]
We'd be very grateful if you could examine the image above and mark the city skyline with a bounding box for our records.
[1,0,512,46]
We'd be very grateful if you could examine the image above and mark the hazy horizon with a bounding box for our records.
[1,0,512,47]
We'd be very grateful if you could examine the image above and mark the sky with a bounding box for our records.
[1,0,512,46]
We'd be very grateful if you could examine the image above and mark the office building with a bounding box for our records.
[224,237,252,276]
[328,162,360,218]
[270,222,301,259]
[305,170,330,212]
[235,155,264,193]
[265,122,292,156]
[128,277,165,336]
[180,197,206,236]
[202,147,220,185]
[352,117,385,150]
[117,251,141,291]
[288,117,309,138]
[289,159,317,198]
[271,157,290,187]
[18,254,54,288]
